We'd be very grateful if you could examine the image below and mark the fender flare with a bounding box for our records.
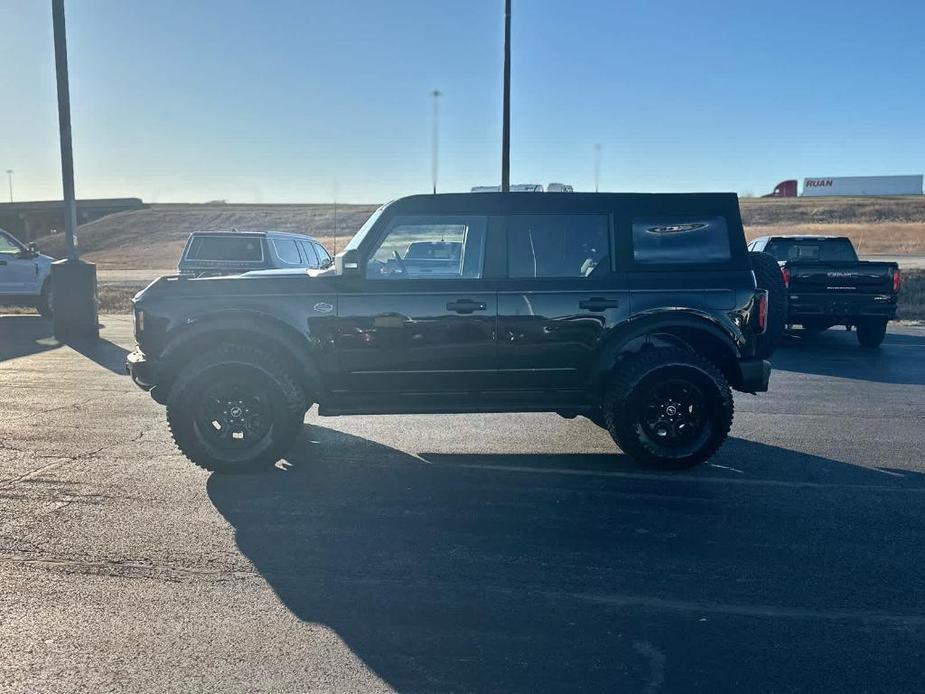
[588,309,742,388]
[160,310,325,397]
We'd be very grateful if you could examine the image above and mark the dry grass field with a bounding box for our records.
[740,196,925,254]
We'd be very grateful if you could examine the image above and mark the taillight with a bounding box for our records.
[757,291,768,334]
[892,268,902,293]
[781,266,791,288]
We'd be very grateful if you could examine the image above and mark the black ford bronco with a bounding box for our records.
[128,193,774,472]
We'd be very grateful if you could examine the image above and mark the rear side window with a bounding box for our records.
[765,239,858,262]
[186,236,263,262]
[632,217,730,265]
[507,214,609,278]
[272,239,302,265]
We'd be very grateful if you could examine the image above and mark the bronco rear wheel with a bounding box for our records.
[166,344,306,472]
[604,347,733,469]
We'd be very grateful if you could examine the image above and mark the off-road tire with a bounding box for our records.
[856,318,887,349]
[749,250,787,358]
[166,344,306,472]
[37,280,53,318]
[604,347,734,469]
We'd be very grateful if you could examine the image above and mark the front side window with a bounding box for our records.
[0,232,22,255]
[632,217,730,265]
[507,214,609,278]
[366,216,487,279]
[272,239,302,265]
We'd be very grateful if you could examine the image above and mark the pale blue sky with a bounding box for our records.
[1,0,923,203]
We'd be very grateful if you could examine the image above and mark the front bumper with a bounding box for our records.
[126,350,160,392]
[738,358,771,393]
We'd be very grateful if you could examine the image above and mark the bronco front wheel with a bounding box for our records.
[166,344,306,472]
[604,347,734,469]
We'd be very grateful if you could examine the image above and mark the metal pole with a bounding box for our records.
[5,170,12,203]
[594,143,602,193]
[431,89,441,195]
[332,183,338,254]
[52,0,78,262]
[501,0,511,192]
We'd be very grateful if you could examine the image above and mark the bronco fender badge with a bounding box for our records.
[313,302,334,314]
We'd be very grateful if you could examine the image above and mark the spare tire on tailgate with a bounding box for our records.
[749,250,787,358]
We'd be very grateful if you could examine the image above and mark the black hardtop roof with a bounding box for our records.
[387,192,742,217]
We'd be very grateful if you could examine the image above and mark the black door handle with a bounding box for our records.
[0,260,7,266]
[579,297,620,311]
[446,299,487,314]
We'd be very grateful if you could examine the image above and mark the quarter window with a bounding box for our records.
[507,214,609,278]
[300,241,320,268]
[314,243,332,267]
[367,216,487,279]
[272,239,302,265]
[632,217,731,265]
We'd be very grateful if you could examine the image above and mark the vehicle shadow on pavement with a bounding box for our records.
[774,327,925,385]
[208,426,925,693]
[0,314,128,374]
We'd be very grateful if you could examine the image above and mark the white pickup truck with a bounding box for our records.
[0,228,54,317]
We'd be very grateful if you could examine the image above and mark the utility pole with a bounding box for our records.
[50,0,98,339]
[5,170,12,203]
[431,89,441,194]
[53,0,78,262]
[501,0,511,192]
[593,143,602,193]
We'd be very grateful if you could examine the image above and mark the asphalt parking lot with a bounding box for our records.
[2,314,925,693]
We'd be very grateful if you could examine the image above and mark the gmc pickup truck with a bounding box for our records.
[748,235,900,347]
[128,193,776,473]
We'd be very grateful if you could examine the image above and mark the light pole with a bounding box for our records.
[501,0,511,192]
[51,0,98,339]
[5,170,12,203]
[431,89,441,194]
[593,143,602,193]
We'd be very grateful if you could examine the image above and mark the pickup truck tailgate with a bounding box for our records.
[787,261,895,294]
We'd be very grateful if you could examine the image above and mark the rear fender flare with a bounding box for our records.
[589,309,742,390]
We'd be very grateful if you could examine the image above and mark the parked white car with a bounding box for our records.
[0,228,54,317]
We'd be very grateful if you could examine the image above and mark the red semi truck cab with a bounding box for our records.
[763,180,798,198]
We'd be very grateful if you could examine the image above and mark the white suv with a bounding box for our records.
[0,228,54,317]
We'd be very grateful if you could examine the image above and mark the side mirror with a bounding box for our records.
[336,248,361,277]
[28,242,37,253]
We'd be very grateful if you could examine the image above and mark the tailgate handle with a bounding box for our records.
[579,297,620,311]
[446,299,487,314]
